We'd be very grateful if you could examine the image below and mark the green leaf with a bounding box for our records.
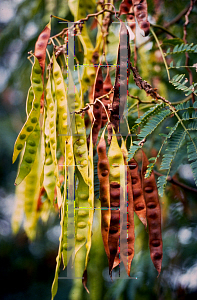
[187,137,197,186]
[162,38,184,46]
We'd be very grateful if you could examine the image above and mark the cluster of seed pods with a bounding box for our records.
[11,1,163,296]
[120,0,150,36]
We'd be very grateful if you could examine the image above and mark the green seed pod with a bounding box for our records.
[13,57,43,163]
[15,124,40,185]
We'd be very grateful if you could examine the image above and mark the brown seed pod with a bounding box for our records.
[92,66,104,146]
[120,140,135,276]
[128,158,147,227]
[101,67,113,128]
[108,181,121,274]
[126,6,136,33]
[97,133,111,260]
[133,0,150,36]
[119,0,133,15]
[141,150,163,275]
[110,21,131,136]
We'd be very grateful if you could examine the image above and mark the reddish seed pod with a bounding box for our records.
[128,158,147,227]
[132,0,150,36]
[120,144,135,276]
[101,67,113,128]
[92,66,104,146]
[141,150,163,275]
[34,22,51,113]
[110,21,131,137]
[108,182,121,273]
[97,135,111,260]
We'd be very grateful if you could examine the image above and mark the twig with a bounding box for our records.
[154,171,197,194]
[130,63,175,111]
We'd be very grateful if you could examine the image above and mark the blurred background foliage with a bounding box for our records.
[0,0,197,299]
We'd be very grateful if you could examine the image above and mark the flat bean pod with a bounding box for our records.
[23,153,40,240]
[141,150,163,275]
[13,57,43,163]
[53,53,68,156]
[97,130,111,261]
[43,117,56,204]
[108,132,124,274]
[128,158,147,227]
[92,66,104,146]
[101,68,113,128]
[15,123,40,185]
[34,21,51,112]
[75,170,89,256]
[46,72,62,208]
[110,21,130,135]
[82,127,94,292]
[120,140,135,276]
[62,165,75,268]
[73,88,89,185]
[26,86,34,116]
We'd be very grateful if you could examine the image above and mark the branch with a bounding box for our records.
[154,171,197,194]
[129,63,175,111]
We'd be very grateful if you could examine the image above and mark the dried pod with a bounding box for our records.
[101,67,113,128]
[141,150,163,275]
[97,133,111,260]
[128,158,147,227]
[120,140,135,276]
[110,21,131,136]
[92,66,104,146]
[133,0,150,36]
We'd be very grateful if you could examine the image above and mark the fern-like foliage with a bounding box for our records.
[165,43,197,56]
[170,74,197,96]
[187,137,197,186]
[138,109,172,140]
[128,109,172,159]
[132,102,165,131]
[157,128,187,196]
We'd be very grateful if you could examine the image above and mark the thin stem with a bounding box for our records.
[154,171,197,194]
[150,23,178,38]
[150,27,170,81]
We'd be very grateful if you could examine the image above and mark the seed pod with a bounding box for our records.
[26,86,34,116]
[45,72,62,208]
[120,139,135,276]
[23,153,40,240]
[53,53,68,155]
[110,21,130,136]
[108,132,125,274]
[119,0,133,15]
[141,150,163,275]
[101,67,113,128]
[97,130,111,260]
[128,158,147,227]
[120,1,136,33]
[82,126,94,293]
[75,170,89,256]
[126,6,136,33]
[133,0,150,36]
[92,66,103,146]
[73,88,89,186]
[34,22,51,112]
[15,124,40,185]
[12,57,43,163]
